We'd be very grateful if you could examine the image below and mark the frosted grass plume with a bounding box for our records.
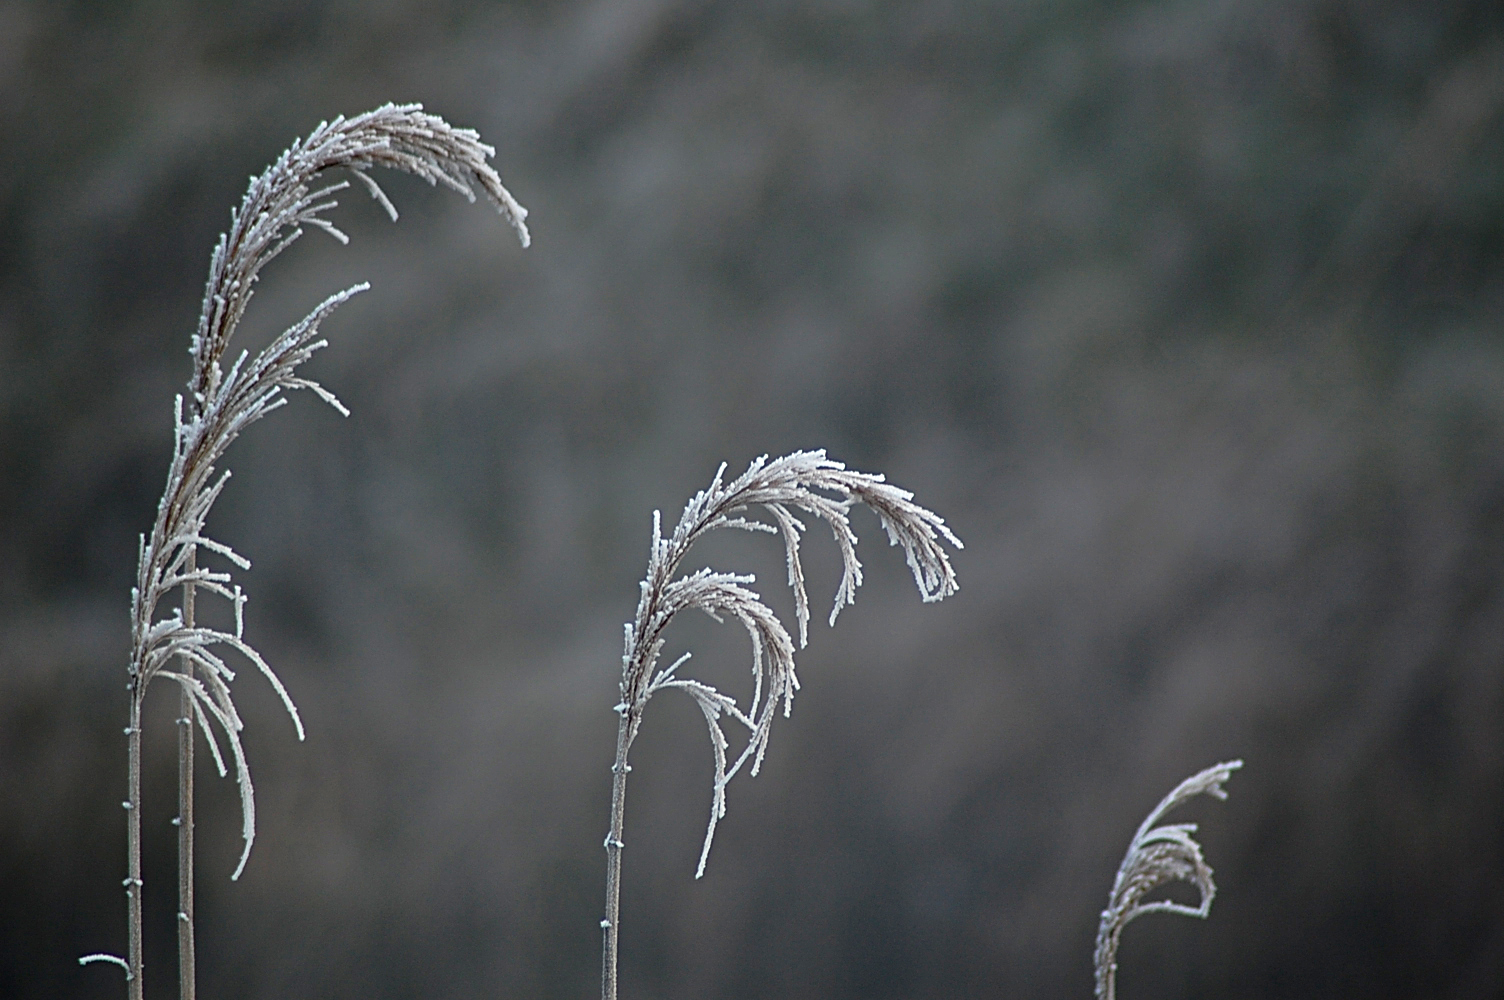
[81,103,527,1000]
[601,449,962,1000]
[1094,760,1243,1000]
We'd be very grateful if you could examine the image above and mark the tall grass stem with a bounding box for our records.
[177,561,196,1000]
[80,102,528,998]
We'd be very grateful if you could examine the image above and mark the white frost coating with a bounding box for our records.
[80,954,132,975]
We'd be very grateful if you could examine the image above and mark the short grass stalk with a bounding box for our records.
[601,716,633,1000]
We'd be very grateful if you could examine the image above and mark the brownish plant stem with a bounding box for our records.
[177,562,196,1000]
[601,713,634,1000]
[125,685,143,1000]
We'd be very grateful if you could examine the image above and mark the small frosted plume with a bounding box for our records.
[1094,760,1242,1000]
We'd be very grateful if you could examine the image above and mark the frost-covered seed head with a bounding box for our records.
[617,450,962,877]
[129,103,527,880]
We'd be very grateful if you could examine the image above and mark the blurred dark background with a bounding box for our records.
[3,1,1504,997]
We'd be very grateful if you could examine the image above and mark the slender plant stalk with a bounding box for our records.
[80,103,528,998]
[601,451,962,1000]
[601,719,633,1000]
[124,691,143,1000]
[177,562,196,1000]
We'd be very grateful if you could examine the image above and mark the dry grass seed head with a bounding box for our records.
[1094,760,1243,1000]
[130,103,529,879]
[618,450,963,876]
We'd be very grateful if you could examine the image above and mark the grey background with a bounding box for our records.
[3,1,1503,997]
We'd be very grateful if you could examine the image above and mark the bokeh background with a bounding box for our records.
[3,1,1504,997]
